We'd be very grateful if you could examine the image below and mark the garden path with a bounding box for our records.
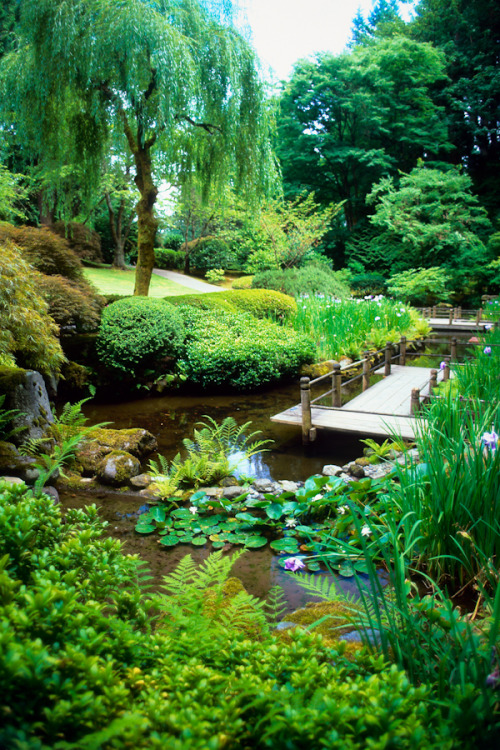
[152,268,224,292]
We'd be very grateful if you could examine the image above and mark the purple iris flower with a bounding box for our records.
[482,430,499,451]
[484,346,492,355]
[284,557,306,572]
[440,361,447,370]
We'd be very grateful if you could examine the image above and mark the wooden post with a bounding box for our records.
[448,309,453,325]
[443,356,450,381]
[384,342,392,377]
[451,336,458,361]
[457,306,462,319]
[432,305,437,318]
[476,307,483,324]
[453,307,459,320]
[411,387,421,415]
[429,368,438,396]
[399,336,407,366]
[332,363,342,407]
[300,377,312,444]
[362,352,370,391]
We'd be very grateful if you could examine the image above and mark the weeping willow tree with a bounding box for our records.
[1,0,275,295]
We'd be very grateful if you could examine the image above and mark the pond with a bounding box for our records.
[59,381,371,613]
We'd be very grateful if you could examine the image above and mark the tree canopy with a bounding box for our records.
[1,0,275,294]
[277,35,449,241]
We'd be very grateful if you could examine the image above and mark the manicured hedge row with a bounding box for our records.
[169,288,297,319]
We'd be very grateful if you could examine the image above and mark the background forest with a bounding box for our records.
[0,0,499,307]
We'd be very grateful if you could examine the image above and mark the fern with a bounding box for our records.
[264,585,287,626]
[0,394,26,441]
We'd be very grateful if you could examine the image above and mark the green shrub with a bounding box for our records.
[38,274,104,333]
[178,307,314,390]
[96,297,185,375]
[169,289,296,320]
[0,222,85,283]
[350,272,388,296]
[232,275,254,289]
[0,481,493,749]
[189,237,239,272]
[205,268,225,284]
[252,264,350,298]
[51,221,104,264]
[169,292,238,313]
[0,242,65,373]
[160,230,184,250]
[154,247,185,270]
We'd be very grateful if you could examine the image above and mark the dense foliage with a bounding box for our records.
[38,274,103,333]
[252,265,350,299]
[178,306,314,390]
[0,242,64,373]
[169,289,298,320]
[96,297,185,376]
[1,480,494,749]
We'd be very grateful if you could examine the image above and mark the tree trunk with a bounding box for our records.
[133,146,158,296]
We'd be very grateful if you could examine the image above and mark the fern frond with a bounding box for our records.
[18,437,49,456]
[265,585,287,626]
[160,554,199,596]
[220,590,268,633]
[289,572,343,602]
[194,549,245,591]
[55,397,92,427]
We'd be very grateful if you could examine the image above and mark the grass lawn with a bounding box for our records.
[83,267,195,297]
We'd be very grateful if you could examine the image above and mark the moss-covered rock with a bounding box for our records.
[0,441,39,483]
[77,428,157,466]
[0,369,54,444]
[284,600,364,659]
[300,360,335,379]
[96,450,141,486]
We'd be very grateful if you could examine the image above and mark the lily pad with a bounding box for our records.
[295,525,315,534]
[243,535,268,548]
[171,508,192,518]
[135,523,155,534]
[339,561,355,577]
[191,536,207,546]
[270,538,300,553]
[159,535,179,547]
[149,506,167,522]
[211,541,226,549]
[306,561,321,572]
[235,512,257,523]
[265,502,284,520]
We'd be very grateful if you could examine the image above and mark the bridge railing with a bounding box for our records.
[298,335,500,443]
[416,306,493,324]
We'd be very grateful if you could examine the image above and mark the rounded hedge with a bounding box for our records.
[169,289,296,319]
[96,297,185,375]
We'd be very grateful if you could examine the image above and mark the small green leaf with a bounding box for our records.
[191,536,207,546]
[244,535,268,548]
[135,523,155,534]
[266,502,284,520]
[159,535,179,546]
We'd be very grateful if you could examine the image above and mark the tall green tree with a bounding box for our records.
[1,0,274,295]
[411,0,500,217]
[277,36,448,237]
[367,165,492,284]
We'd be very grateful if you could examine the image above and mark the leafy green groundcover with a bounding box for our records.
[0,480,484,749]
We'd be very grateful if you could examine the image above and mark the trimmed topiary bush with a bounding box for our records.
[169,289,296,320]
[38,275,104,333]
[189,237,239,272]
[96,297,185,376]
[178,307,315,390]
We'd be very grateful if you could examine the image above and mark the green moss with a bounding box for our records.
[0,367,28,396]
[285,600,364,658]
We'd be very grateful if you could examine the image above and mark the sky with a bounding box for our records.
[242,0,414,81]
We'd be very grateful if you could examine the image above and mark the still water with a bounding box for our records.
[59,382,369,613]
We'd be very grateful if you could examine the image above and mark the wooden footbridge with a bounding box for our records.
[271,338,454,443]
[418,305,494,333]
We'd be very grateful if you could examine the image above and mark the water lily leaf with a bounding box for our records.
[243,535,267,548]
[209,533,221,542]
[281,501,298,515]
[235,512,257,523]
[191,536,207,546]
[339,561,355,577]
[295,525,314,534]
[270,538,299,553]
[199,515,224,527]
[171,508,192,518]
[135,523,155,534]
[307,561,321,571]
[149,506,167,522]
[211,541,226,549]
[159,535,179,546]
[265,503,284,520]
[354,560,369,574]
[189,490,207,502]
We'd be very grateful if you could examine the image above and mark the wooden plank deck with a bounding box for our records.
[271,365,437,440]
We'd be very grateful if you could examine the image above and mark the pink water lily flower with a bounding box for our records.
[284,557,306,572]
